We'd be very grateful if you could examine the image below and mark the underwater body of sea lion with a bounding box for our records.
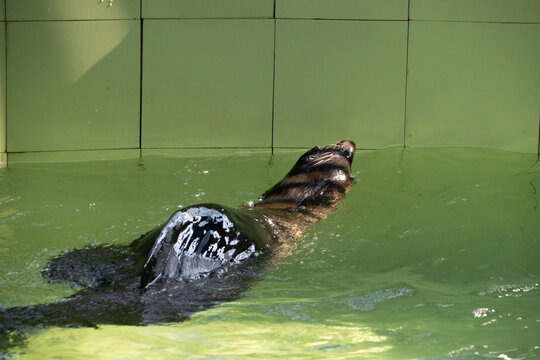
[0,140,356,340]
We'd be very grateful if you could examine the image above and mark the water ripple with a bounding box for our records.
[0,196,21,206]
[336,287,414,311]
[478,283,539,298]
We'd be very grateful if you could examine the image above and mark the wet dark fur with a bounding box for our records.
[0,140,355,351]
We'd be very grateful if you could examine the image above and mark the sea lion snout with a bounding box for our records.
[323,139,355,159]
[337,140,355,154]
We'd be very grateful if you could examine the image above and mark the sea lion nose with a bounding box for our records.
[338,140,356,157]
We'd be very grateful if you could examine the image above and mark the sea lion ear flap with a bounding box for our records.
[283,146,322,177]
[300,146,322,161]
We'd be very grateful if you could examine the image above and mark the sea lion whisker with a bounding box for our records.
[309,154,336,167]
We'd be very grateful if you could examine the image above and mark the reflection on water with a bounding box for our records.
[16,320,390,359]
[0,148,539,359]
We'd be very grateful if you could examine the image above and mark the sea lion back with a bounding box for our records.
[140,204,274,288]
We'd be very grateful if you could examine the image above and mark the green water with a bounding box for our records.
[0,147,539,359]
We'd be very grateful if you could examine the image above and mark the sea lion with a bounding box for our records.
[0,140,356,338]
[139,140,356,288]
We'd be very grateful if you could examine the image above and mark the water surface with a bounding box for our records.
[0,147,539,359]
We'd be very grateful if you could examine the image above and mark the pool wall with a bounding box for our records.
[0,0,539,165]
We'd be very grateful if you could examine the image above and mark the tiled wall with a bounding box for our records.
[1,0,539,164]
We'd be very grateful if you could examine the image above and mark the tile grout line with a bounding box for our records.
[6,18,539,25]
[537,112,540,158]
[270,3,277,155]
[402,0,411,149]
[6,18,141,23]
[412,19,540,25]
[279,18,408,22]
[3,18,8,165]
[138,5,143,158]
[1,0,4,151]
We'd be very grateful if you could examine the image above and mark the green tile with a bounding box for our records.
[8,149,140,164]
[0,0,5,21]
[7,21,140,152]
[6,0,139,21]
[277,0,408,20]
[274,20,407,149]
[142,0,273,19]
[142,20,274,148]
[406,22,540,153]
[411,0,540,23]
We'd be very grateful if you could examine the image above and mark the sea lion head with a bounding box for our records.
[257,140,356,209]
